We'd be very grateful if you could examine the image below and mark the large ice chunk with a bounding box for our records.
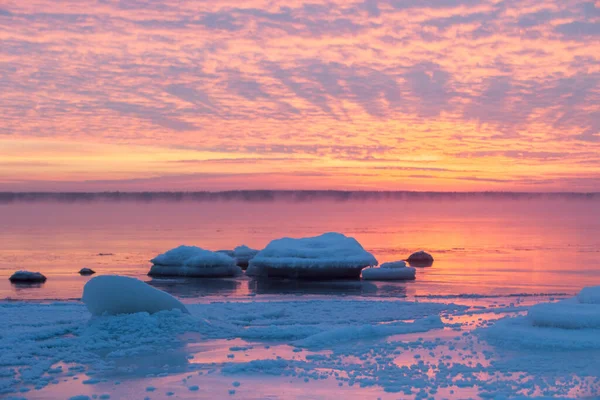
[362,264,416,281]
[149,245,242,277]
[480,285,600,349]
[82,275,189,316]
[9,270,47,283]
[248,232,377,279]
[233,245,259,269]
[578,286,600,304]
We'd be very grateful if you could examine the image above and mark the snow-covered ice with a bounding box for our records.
[1,288,598,398]
[380,260,408,268]
[82,275,189,316]
[407,250,434,267]
[218,245,260,269]
[480,285,600,352]
[232,245,259,269]
[8,270,47,283]
[79,268,96,275]
[248,232,377,279]
[149,245,242,277]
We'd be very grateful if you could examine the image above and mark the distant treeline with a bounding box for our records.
[0,191,599,204]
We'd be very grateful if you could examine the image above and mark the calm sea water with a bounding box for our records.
[1,196,599,300]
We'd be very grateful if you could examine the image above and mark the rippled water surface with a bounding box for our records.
[1,196,599,300]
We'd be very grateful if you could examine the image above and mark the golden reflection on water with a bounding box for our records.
[0,199,599,299]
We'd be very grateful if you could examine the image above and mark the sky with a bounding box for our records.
[1,0,599,192]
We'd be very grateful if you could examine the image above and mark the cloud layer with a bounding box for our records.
[1,0,599,190]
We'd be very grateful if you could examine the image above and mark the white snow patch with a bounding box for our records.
[481,285,600,349]
[149,245,242,277]
[294,316,442,348]
[380,261,407,268]
[82,275,189,316]
[248,232,377,278]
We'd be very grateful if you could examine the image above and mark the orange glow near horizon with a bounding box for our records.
[0,0,599,191]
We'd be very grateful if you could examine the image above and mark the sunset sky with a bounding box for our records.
[1,0,599,191]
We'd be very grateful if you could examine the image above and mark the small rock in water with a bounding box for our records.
[79,268,96,275]
[98,253,114,256]
[9,270,47,283]
[407,251,434,267]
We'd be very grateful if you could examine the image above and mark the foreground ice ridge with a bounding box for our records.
[362,260,416,280]
[149,245,242,277]
[480,285,600,350]
[2,291,599,398]
[247,232,377,279]
[82,275,189,316]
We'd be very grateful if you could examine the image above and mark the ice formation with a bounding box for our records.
[248,232,377,279]
[8,270,47,283]
[361,265,416,281]
[380,260,408,268]
[149,245,242,277]
[79,268,96,275]
[232,245,259,269]
[82,275,189,316]
[481,285,600,349]
[406,250,434,266]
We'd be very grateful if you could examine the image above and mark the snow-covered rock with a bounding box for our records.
[149,245,242,277]
[82,275,189,316]
[79,268,96,275]
[480,285,600,349]
[380,260,408,269]
[9,270,47,283]
[362,266,416,281]
[232,245,259,269]
[407,250,434,267]
[217,246,260,269]
[248,232,377,279]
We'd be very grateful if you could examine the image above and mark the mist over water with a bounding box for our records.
[1,195,599,300]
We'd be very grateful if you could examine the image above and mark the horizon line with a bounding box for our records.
[1,190,600,204]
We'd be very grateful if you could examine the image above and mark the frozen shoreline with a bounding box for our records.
[2,292,598,399]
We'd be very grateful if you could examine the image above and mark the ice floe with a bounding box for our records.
[8,270,47,283]
[232,245,259,269]
[149,245,242,277]
[361,266,416,280]
[82,275,189,316]
[247,232,377,279]
[2,292,599,398]
[480,285,600,349]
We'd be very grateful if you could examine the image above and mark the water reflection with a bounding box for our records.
[249,277,410,298]
[147,278,242,298]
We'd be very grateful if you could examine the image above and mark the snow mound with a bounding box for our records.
[233,245,259,269]
[407,250,434,266]
[248,232,377,279]
[149,245,242,277]
[578,286,600,304]
[9,270,47,283]
[362,266,416,281]
[79,268,96,275]
[380,260,407,268]
[294,315,441,348]
[480,285,600,349]
[82,275,189,316]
